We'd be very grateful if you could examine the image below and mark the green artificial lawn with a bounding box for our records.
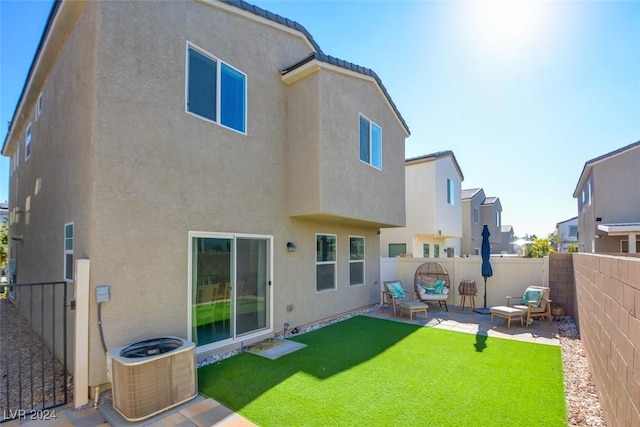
[198,316,567,426]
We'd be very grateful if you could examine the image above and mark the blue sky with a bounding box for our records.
[1,1,639,237]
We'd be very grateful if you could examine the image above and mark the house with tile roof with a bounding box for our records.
[2,0,409,398]
[460,188,503,256]
[573,140,640,253]
[380,150,463,259]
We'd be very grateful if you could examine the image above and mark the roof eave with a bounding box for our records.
[281,56,410,137]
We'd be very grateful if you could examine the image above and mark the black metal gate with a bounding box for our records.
[0,281,72,423]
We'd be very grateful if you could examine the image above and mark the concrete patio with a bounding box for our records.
[364,301,560,346]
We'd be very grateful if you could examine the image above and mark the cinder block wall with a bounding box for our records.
[548,253,576,317]
[573,253,640,427]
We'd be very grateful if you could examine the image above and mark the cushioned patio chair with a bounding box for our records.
[413,262,450,311]
[506,286,552,326]
[381,281,418,317]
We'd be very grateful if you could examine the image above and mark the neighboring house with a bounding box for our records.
[0,202,7,223]
[460,188,503,256]
[380,150,464,259]
[573,141,640,253]
[2,0,409,395]
[556,216,578,252]
[498,225,516,254]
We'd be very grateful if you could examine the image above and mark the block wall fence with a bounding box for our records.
[572,253,640,427]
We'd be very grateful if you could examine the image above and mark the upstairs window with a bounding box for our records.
[36,93,42,119]
[569,225,578,236]
[359,115,382,169]
[447,178,455,205]
[473,207,479,224]
[25,124,32,161]
[434,244,440,258]
[423,243,430,258]
[186,44,246,133]
[496,211,501,227]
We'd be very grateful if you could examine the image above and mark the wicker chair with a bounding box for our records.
[413,262,450,311]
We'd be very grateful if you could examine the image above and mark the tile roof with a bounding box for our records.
[404,150,464,180]
[461,188,482,200]
[4,0,410,152]
[222,0,323,53]
[482,197,498,205]
[281,52,410,136]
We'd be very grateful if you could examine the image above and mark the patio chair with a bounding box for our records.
[381,281,419,317]
[506,286,552,326]
[413,262,450,311]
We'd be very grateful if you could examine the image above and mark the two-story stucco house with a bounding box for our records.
[555,216,578,252]
[380,151,464,259]
[2,0,409,396]
[460,188,503,256]
[573,141,640,253]
[498,224,516,255]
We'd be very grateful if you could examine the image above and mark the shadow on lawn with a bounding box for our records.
[474,325,489,352]
[197,316,421,407]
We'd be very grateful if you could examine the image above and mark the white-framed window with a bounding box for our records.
[349,236,365,286]
[569,225,578,236]
[388,243,406,258]
[621,239,640,253]
[473,207,479,224]
[36,93,43,119]
[434,244,440,258]
[447,178,455,205]
[25,123,32,161]
[359,114,382,169]
[496,211,501,227]
[423,243,430,258]
[64,222,74,281]
[186,42,246,134]
[316,234,336,291]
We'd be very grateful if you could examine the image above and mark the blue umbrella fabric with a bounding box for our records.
[481,225,493,279]
[478,224,493,313]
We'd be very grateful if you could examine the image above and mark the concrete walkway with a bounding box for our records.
[3,303,558,426]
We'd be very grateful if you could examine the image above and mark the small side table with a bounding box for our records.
[458,280,477,311]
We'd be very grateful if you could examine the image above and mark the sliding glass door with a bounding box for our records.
[190,233,271,349]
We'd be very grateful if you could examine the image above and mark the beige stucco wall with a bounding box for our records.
[4,0,407,389]
[83,1,404,385]
[5,2,96,368]
[288,68,406,227]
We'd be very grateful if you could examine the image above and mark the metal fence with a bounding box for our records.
[0,281,71,423]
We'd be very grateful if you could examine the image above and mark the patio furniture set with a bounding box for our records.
[381,262,553,327]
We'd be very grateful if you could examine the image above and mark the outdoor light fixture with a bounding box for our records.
[286,242,296,252]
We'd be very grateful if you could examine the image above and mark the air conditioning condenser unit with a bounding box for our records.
[106,337,197,422]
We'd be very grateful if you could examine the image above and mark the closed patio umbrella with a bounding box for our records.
[475,224,493,315]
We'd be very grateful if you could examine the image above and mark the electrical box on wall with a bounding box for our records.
[96,285,110,303]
